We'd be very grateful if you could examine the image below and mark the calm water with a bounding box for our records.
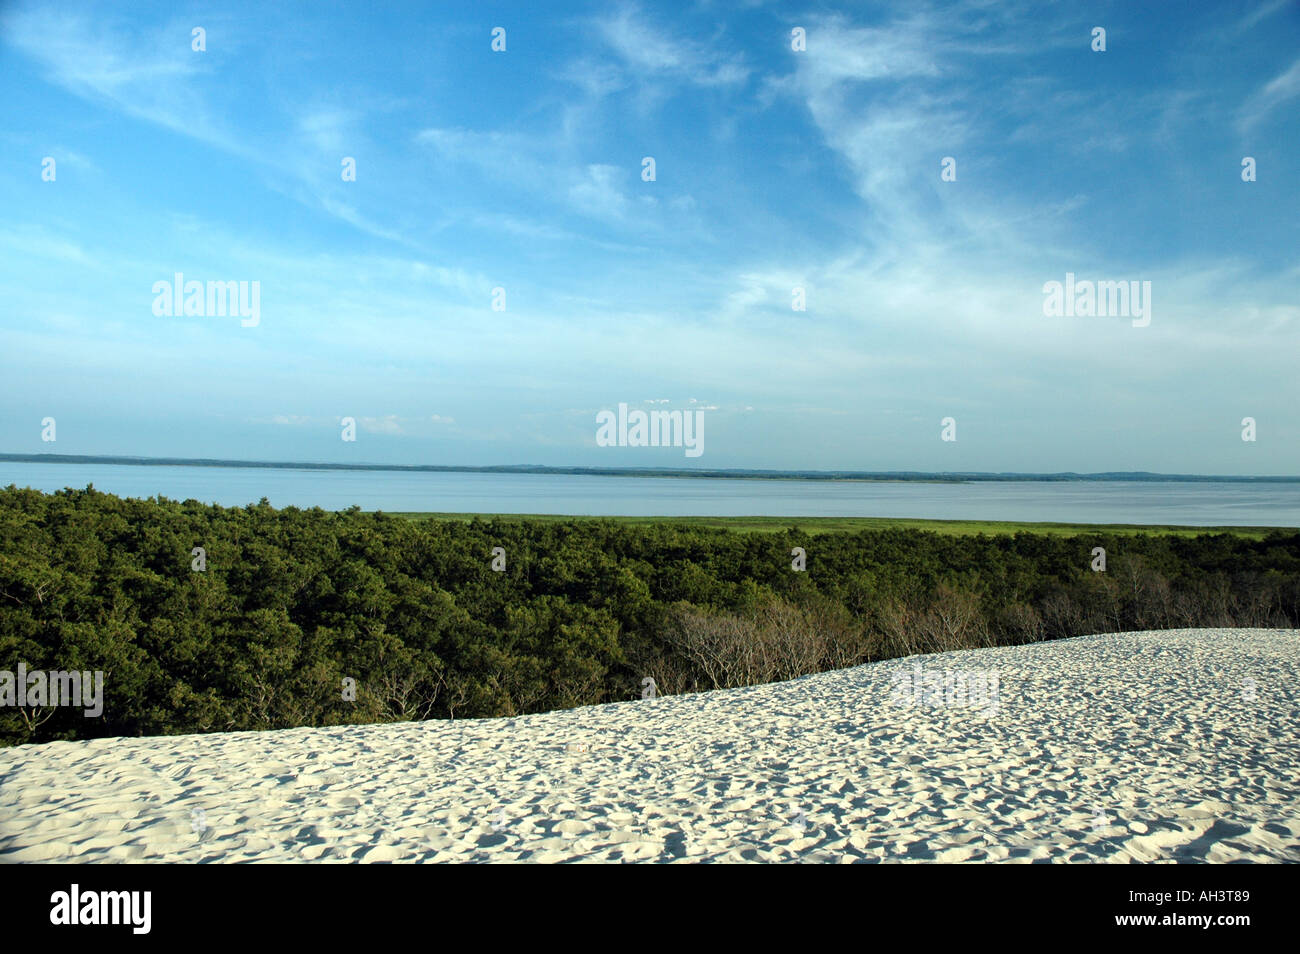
[3,462,1299,526]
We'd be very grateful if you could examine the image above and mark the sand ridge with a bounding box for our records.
[1,628,1297,863]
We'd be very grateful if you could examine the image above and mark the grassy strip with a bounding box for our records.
[379,512,1285,538]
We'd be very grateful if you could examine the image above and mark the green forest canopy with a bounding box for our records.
[2,485,1297,745]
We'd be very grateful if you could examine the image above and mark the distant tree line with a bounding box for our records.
[2,485,1298,745]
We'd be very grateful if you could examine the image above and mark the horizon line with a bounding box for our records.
[3,452,1298,483]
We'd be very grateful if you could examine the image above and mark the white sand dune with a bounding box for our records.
[1,628,1297,863]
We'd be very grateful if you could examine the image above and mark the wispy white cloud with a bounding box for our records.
[3,9,252,156]
[417,127,670,234]
[594,4,750,87]
[297,108,358,154]
[0,226,100,268]
[1238,57,1300,132]
[415,127,542,180]
[568,164,631,221]
[359,414,403,435]
[1,8,415,246]
[318,197,408,244]
[1236,0,1292,33]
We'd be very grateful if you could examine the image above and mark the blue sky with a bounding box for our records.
[1,0,1297,473]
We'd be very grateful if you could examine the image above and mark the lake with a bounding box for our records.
[2,462,1299,526]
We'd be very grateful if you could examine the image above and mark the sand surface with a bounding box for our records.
[2,628,1297,863]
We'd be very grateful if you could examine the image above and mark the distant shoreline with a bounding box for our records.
[3,453,1297,483]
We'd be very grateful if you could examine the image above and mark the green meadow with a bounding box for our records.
[386,512,1282,539]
